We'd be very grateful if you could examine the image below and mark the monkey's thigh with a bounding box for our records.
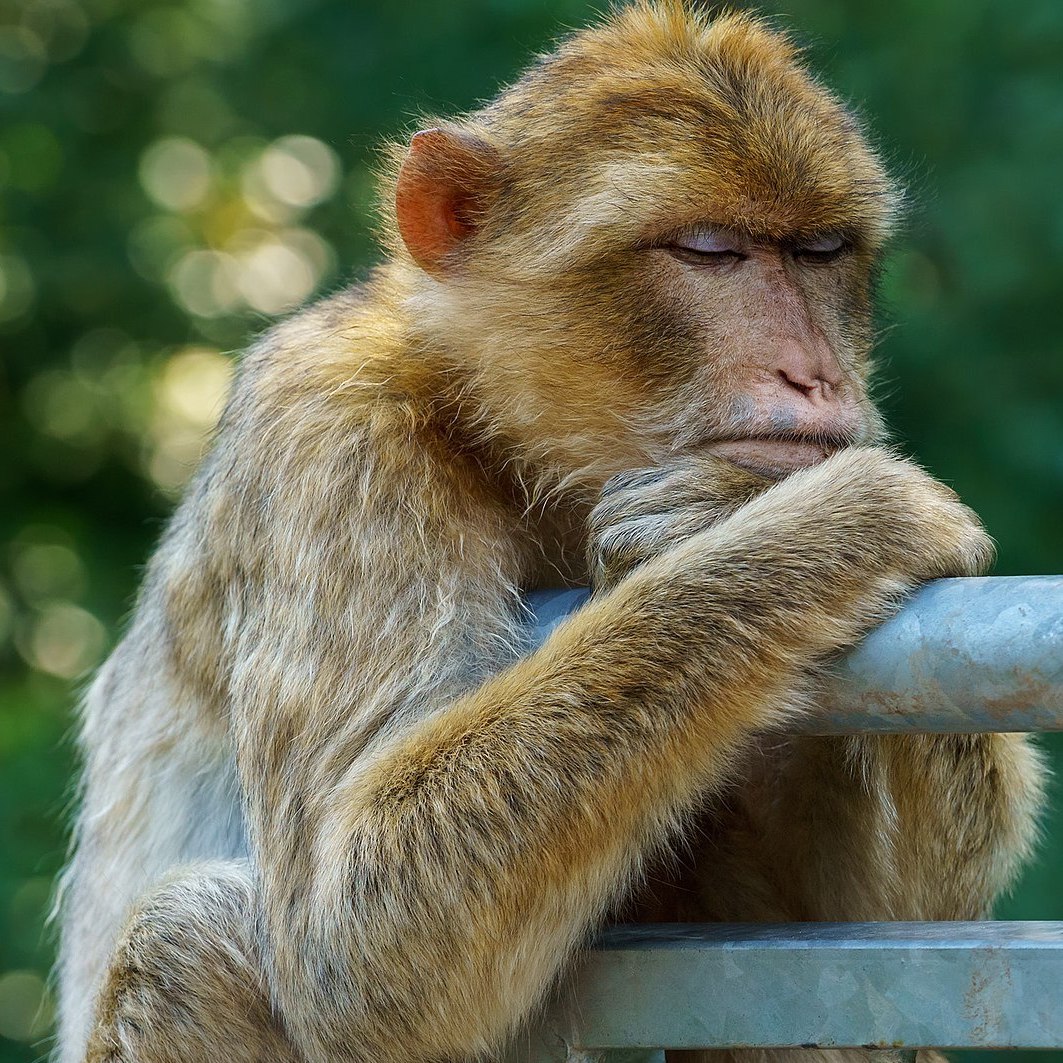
[84,860,302,1063]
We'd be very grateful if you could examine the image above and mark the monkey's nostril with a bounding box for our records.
[778,369,816,397]
[776,367,840,403]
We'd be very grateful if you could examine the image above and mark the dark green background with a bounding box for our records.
[0,0,1060,1059]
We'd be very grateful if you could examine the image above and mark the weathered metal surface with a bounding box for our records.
[505,922,1063,1059]
[526,576,1063,733]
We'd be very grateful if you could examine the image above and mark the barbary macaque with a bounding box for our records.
[59,4,1045,1062]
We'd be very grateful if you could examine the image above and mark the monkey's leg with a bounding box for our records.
[85,861,302,1063]
[732,732,1046,922]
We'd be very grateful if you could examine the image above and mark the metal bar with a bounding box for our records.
[516,922,1063,1055]
[525,576,1063,733]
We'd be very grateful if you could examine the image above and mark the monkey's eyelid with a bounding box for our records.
[793,233,847,255]
[672,228,743,255]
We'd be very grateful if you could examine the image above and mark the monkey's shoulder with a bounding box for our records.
[236,280,383,391]
[204,277,428,458]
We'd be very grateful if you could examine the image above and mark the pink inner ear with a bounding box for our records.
[395,177,458,272]
[395,129,492,275]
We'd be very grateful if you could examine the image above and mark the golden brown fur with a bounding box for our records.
[59,5,1044,1063]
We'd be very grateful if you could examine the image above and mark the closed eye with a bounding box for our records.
[669,227,747,266]
[669,245,746,266]
[792,233,850,263]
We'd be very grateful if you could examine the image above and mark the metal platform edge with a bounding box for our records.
[508,921,1063,1057]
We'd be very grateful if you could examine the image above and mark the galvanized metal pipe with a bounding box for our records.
[514,922,1063,1058]
[525,576,1063,733]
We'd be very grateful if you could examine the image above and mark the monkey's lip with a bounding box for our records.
[706,438,835,478]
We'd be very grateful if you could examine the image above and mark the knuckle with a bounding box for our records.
[589,491,636,536]
[600,465,662,499]
[591,483,651,532]
[594,523,631,561]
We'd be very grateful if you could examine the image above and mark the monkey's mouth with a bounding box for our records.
[706,437,841,478]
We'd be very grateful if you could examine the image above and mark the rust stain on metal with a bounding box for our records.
[962,950,1012,1044]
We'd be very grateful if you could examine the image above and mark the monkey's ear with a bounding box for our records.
[395,128,501,276]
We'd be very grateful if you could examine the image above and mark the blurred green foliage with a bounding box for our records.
[0,0,1060,1059]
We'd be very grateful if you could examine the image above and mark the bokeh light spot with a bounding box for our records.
[22,370,100,442]
[260,135,341,208]
[12,542,87,604]
[0,253,36,322]
[241,135,341,223]
[237,238,318,314]
[148,347,232,494]
[157,347,232,428]
[139,137,214,212]
[23,602,107,679]
[23,0,90,64]
[168,249,240,317]
[126,8,198,78]
[0,970,52,1042]
[0,27,47,94]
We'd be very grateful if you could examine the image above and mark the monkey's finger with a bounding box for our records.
[600,464,672,500]
[591,464,770,533]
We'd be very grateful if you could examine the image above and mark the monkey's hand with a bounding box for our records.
[796,446,996,583]
[588,446,993,595]
[588,453,771,593]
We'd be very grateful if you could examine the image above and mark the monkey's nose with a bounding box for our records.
[772,342,844,405]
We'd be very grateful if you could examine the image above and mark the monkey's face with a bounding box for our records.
[390,9,895,484]
[602,223,885,479]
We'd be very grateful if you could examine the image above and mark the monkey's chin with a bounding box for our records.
[706,439,832,479]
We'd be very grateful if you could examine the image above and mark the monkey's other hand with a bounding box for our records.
[785,446,996,584]
[588,452,771,593]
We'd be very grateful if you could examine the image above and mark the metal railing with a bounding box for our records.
[508,576,1063,1061]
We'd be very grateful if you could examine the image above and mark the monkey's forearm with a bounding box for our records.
[249,568,825,1063]
[241,472,977,1063]
[882,733,1044,917]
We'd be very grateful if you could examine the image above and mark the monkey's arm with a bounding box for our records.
[585,454,1046,926]
[685,514,1046,923]
[222,437,992,1063]
[89,426,987,1063]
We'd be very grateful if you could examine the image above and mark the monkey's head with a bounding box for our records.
[384,2,899,489]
